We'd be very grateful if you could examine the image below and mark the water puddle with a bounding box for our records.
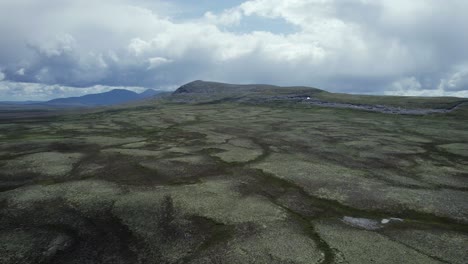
[342,216,404,230]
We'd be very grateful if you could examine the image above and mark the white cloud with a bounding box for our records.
[0,80,154,101]
[129,38,152,56]
[390,77,423,93]
[0,71,5,81]
[147,57,172,69]
[16,68,25,76]
[204,9,243,26]
[438,64,468,92]
[385,71,468,97]
[0,0,467,99]
[32,34,76,57]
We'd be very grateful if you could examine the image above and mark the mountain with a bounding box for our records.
[174,80,322,95]
[170,80,323,104]
[0,101,44,105]
[138,89,160,98]
[46,89,160,107]
[170,80,468,114]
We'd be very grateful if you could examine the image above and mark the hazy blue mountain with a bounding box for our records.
[138,89,161,98]
[46,89,160,106]
[0,101,44,105]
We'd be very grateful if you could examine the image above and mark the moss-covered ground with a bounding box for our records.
[0,100,467,263]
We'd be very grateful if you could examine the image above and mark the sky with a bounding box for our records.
[1,0,468,101]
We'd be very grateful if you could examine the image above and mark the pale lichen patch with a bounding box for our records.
[314,220,440,264]
[437,143,468,157]
[79,136,145,147]
[102,148,164,157]
[204,222,324,264]
[2,152,83,177]
[210,144,263,163]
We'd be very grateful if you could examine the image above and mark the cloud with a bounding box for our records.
[384,65,468,97]
[0,71,5,81]
[389,77,422,93]
[438,64,468,92]
[0,80,163,101]
[204,9,243,26]
[16,68,25,76]
[0,0,467,99]
[147,57,172,69]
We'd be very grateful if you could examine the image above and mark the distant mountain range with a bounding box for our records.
[4,80,466,112]
[1,89,162,107]
[0,101,44,105]
[46,89,161,106]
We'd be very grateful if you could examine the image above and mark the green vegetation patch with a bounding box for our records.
[192,222,324,264]
[314,91,464,109]
[383,228,468,264]
[252,153,468,223]
[382,187,468,223]
[119,179,287,225]
[437,143,468,157]
[4,180,123,218]
[75,163,106,177]
[79,136,146,147]
[343,139,426,155]
[228,222,323,264]
[210,143,263,163]
[251,153,384,205]
[121,141,149,149]
[2,152,83,177]
[139,154,220,182]
[102,148,165,158]
[314,219,440,264]
[0,229,69,264]
[412,159,468,189]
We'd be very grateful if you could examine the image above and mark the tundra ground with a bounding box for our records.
[1,100,467,264]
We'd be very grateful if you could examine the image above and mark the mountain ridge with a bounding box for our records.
[46,89,160,106]
[169,80,468,113]
[174,80,323,94]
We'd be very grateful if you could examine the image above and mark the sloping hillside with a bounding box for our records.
[170,81,468,114]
